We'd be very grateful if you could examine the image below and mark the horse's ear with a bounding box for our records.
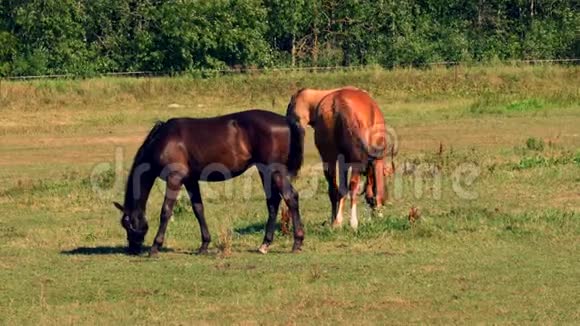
[113,202,125,213]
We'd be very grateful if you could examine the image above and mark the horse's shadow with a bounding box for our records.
[60,221,272,256]
[60,246,174,256]
[234,222,265,235]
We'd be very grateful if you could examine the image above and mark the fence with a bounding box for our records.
[2,58,578,81]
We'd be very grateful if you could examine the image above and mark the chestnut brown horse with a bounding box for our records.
[286,87,387,229]
[114,109,305,256]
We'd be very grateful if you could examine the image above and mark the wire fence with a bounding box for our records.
[2,58,578,81]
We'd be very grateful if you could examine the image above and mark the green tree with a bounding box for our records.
[9,0,92,75]
[0,0,577,76]
[153,0,270,72]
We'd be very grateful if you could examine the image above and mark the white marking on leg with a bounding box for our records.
[334,197,345,227]
[350,202,358,230]
[258,244,269,254]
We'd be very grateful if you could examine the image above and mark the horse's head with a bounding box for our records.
[114,202,149,254]
[286,88,323,128]
[363,160,396,208]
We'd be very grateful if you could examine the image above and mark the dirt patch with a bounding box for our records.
[2,134,145,147]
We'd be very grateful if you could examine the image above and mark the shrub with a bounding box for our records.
[526,137,545,151]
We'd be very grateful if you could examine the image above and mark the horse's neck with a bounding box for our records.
[123,161,156,213]
[300,89,342,124]
[307,88,342,104]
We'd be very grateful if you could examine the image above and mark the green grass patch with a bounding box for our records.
[504,98,545,112]
[511,151,580,170]
[468,96,556,115]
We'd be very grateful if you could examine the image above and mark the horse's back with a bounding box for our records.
[156,118,248,174]
[235,110,293,166]
[159,110,292,177]
[333,89,383,126]
[166,110,287,144]
[234,109,288,130]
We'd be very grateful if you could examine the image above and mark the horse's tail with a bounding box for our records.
[286,117,305,178]
[353,126,386,161]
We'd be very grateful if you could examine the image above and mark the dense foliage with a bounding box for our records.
[0,0,578,76]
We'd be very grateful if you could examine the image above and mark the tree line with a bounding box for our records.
[0,0,578,76]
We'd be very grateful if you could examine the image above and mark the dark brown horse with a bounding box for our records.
[286,87,388,229]
[113,110,305,256]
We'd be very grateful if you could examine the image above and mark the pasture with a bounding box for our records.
[0,65,579,324]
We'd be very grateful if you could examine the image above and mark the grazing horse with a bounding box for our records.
[286,87,388,229]
[113,110,305,256]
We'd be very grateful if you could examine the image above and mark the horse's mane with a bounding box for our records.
[286,88,306,115]
[133,120,165,164]
[123,120,166,209]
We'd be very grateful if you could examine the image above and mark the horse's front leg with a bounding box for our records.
[335,157,352,228]
[364,162,377,207]
[150,175,182,257]
[323,159,341,225]
[185,180,211,254]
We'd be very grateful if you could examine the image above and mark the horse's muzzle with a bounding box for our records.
[126,241,143,255]
[126,229,147,255]
[365,195,377,208]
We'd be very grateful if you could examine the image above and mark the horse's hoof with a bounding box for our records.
[126,247,142,256]
[148,250,159,258]
[291,247,302,254]
[149,244,161,257]
[331,221,343,229]
[196,248,209,255]
[258,244,269,254]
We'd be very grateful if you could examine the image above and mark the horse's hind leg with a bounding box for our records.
[185,180,211,254]
[257,170,282,254]
[273,171,304,253]
[150,175,183,256]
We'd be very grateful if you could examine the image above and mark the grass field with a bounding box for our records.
[1,65,579,324]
